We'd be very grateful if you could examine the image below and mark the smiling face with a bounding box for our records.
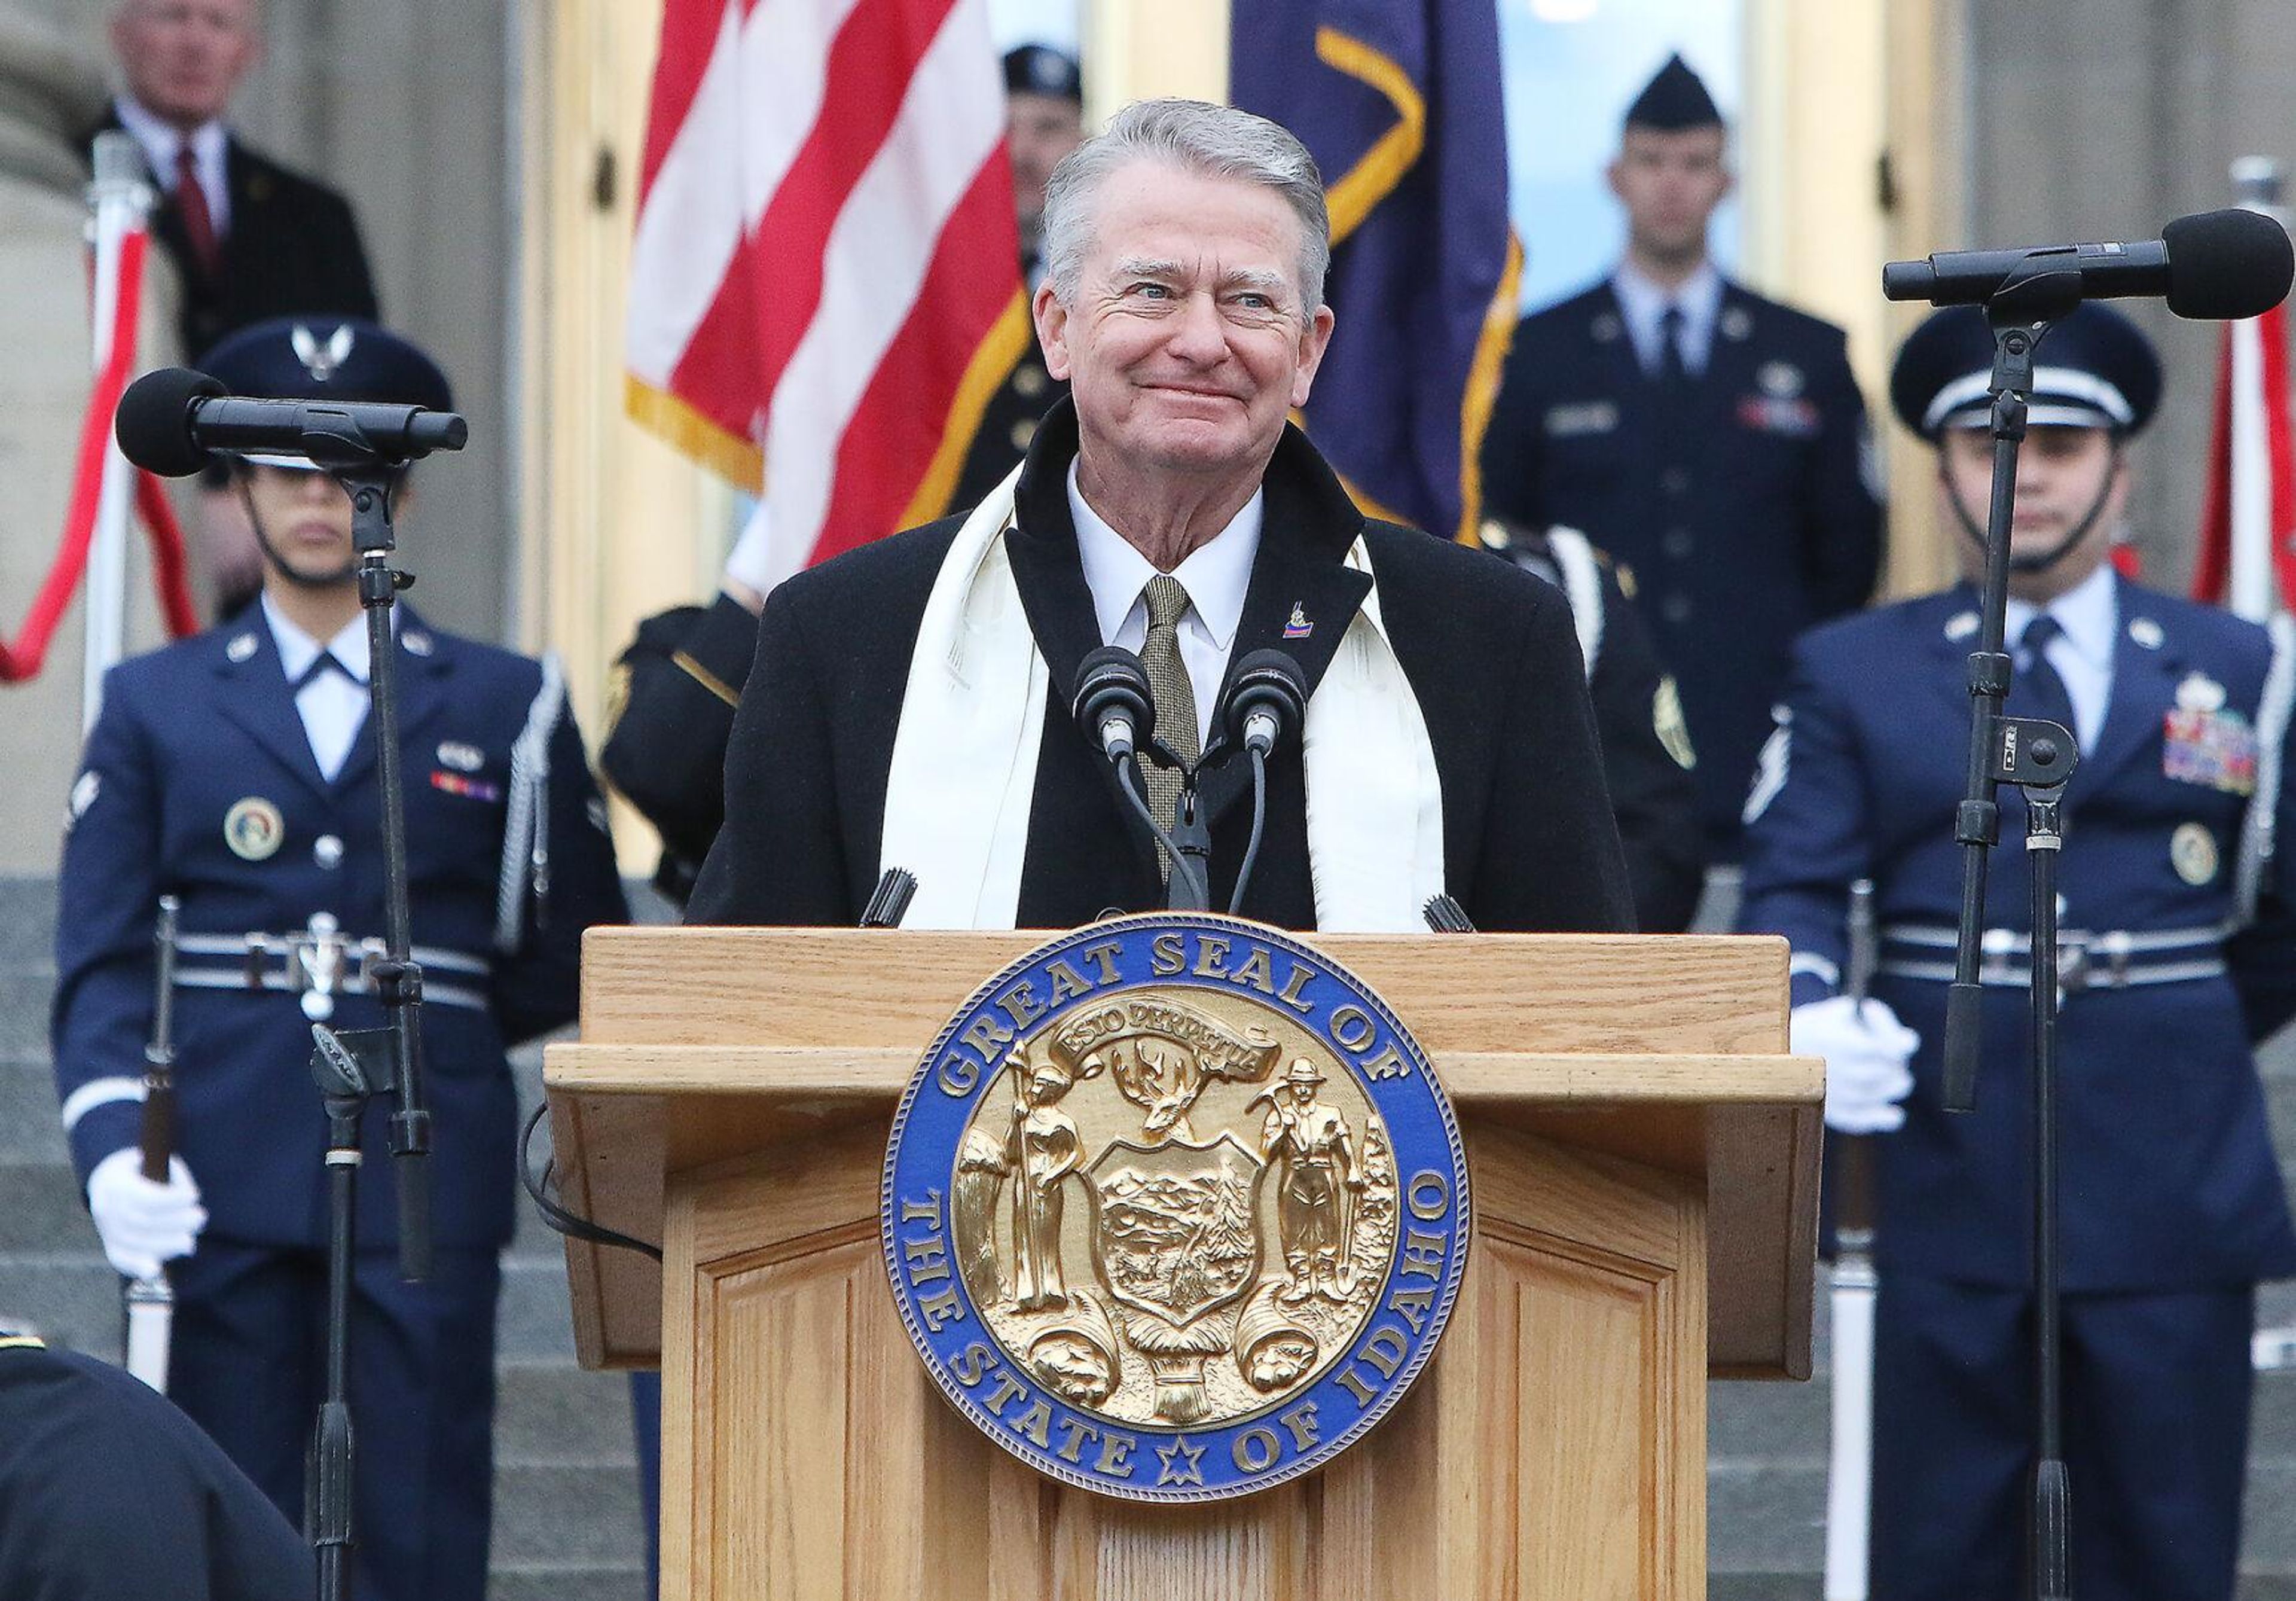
[1034,159,1334,489]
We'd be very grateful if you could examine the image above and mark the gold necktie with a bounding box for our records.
[1139,574,1199,873]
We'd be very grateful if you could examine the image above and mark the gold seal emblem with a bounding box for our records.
[223,797,285,861]
[886,916,1469,1499]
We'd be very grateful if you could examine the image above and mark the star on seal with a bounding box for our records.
[1155,1434,1207,1487]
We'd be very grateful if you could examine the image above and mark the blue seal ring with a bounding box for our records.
[881,913,1470,1502]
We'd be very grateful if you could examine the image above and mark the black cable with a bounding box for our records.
[1228,746,1268,916]
[518,1099,664,1262]
[1115,754,1210,907]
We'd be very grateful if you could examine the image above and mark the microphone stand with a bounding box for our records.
[337,463,432,1285]
[306,1023,396,1601]
[1937,279,2084,1601]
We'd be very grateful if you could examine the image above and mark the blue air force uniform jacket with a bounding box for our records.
[51,608,628,1252]
[1739,581,2296,1291]
[1481,278,1883,856]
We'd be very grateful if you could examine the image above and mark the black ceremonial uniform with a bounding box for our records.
[0,1330,310,1601]
[1480,520,1704,931]
[1480,278,1882,858]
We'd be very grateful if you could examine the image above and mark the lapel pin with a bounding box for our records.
[2175,672,2226,712]
[226,633,258,663]
[2128,618,2164,649]
[1283,603,1312,640]
[224,796,285,861]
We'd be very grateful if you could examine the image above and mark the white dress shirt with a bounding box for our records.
[1068,462,1262,751]
[263,596,371,782]
[112,95,233,236]
[2003,560,2117,754]
[1611,258,1724,378]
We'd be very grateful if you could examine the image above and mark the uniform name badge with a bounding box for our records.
[882,914,1470,1501]
[2161,706,2258,795]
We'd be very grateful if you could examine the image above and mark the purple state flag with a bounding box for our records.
[1232,0,1518,544]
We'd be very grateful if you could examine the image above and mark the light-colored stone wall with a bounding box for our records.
[0,8,171,874]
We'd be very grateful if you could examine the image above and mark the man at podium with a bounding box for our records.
[686,99,1632,935]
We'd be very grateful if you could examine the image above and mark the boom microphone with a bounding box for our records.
[1882,207,2292,321]
[116,366,469,477]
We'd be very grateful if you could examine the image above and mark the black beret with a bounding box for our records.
[1003,44,1082,104]
[1889,303,2161,439]
[1624,53,1722,133]
[196,317,454,413]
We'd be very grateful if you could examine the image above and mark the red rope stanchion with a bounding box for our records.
[0,229,154,684]
[136,470,201,640]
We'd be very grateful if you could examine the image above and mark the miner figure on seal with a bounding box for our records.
[1256,1057,1364,1303]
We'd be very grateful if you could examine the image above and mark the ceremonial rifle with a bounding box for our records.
[123,894,179,1393]
[1824,879,1880,1601]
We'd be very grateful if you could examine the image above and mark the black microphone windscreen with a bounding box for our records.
[1073,645,1155,742]
[117,367,225,477]
[2163,207,2294,320]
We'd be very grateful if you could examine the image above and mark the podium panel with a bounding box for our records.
[546,927,1819,1600]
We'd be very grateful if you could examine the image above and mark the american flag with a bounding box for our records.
[2192,294,2296,620]
[624,0,1028,588]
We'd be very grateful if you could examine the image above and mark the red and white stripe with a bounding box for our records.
[2194,296,2296,620]
[627,0,1022,585]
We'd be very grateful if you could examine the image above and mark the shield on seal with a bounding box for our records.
[1085,1133,1265,1331]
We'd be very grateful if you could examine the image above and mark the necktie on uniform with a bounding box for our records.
[1138,574,1199,874]
[173,142,221,280]
[1657,302,1690,386]
[2014,614,2080,752]
[295,651,363,693]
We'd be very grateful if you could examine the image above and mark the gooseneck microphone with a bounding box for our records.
[1882,207,2293,321]
[1071,647,1207,907]
[116,365,470,477]
[1214,649,1308,915]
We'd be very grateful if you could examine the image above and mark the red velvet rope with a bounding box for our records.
[0,227,200,684]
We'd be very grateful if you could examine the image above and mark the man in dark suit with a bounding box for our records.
[688,97,1631,935]
[96,0,379,360]
[1480,54,1883,871]
[1741,305,2296,1599]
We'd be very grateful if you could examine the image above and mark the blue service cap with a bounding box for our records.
[1003,43,1082,103]
[196,317,455,414]
[1889,303,2161,440]
[1624,53,1723,132]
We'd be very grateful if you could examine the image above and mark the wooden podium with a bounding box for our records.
[544,928,1819,1599]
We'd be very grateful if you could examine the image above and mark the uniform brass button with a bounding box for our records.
[1010,418,1037,450]
[314,834,344,870]
[1013,364,1048,399]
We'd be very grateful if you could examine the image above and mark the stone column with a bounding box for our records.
[0,7,174,874]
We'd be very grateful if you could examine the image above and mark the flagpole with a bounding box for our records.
[2228,157,2288,623]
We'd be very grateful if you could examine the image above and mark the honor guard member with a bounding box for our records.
[0,1323,310,1600]
[1480,53,1883,874]
[50,319,628,1601]
[1479,517,1706,931]
[1739,304,2296,1601]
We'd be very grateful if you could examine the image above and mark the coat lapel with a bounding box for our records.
[2071,578,2179,803]
[211,618,330,799]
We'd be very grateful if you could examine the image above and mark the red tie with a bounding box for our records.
[173,143,221,280]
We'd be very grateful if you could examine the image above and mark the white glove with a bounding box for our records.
[1791,994,1921,1135]
[86,1148,206,1280]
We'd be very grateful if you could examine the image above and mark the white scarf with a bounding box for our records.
[878,466,1444,931]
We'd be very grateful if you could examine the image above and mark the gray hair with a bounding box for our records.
[1040,98,1331,312]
